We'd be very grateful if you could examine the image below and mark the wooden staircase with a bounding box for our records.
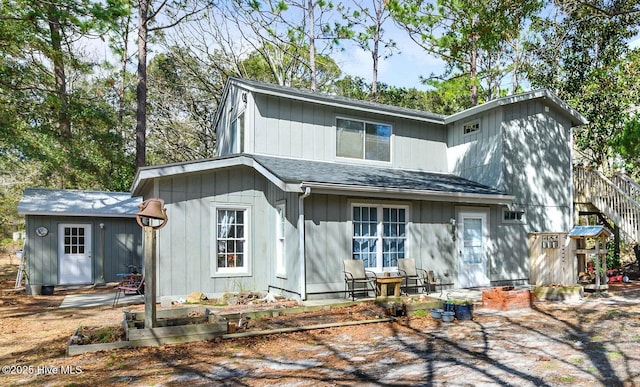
[574,165,640,242]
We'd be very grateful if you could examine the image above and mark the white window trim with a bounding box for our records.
[502,208,526,224]
[211,204,251,277]
[231,112,245,154]
[335,116,393,164]
[463,120,480,136]
[349,202,410,273]
[275,202,286,278]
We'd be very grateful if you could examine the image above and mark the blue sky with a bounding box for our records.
[332,25,444,91]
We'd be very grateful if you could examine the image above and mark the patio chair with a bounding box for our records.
[112,274,145,307]
[343,259,377,301]
[397,258,429,294]
[426,270,442,296]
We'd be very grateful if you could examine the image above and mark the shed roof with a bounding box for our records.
[18,188,141,218]
[132,154,514,205]
[568,225,612,238]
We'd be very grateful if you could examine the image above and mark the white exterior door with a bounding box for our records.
[457,210,490,288]
[58,224,92,285]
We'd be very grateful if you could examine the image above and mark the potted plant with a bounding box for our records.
[451,299,473,320]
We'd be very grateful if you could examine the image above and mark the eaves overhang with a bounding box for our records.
[225,77,446,125]
[298,181,515,205]
[131,155,288,196]
[444,89,588,127]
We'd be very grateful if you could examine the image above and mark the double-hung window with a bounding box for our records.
[214,207,249,274]
[351,205,407,272]
[336,118,391,162]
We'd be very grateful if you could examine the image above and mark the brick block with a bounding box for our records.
[481,287,531,311]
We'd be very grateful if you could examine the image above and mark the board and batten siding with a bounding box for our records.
[502,100,573,233]
[447,108,505,190]
[303,195,511,297]
[239,92,449,171]
[154,166,301,298]
[24,215,141,286]
[216,84,249,155]
[445,100,574,284]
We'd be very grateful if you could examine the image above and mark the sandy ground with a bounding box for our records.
[1,250,640,386]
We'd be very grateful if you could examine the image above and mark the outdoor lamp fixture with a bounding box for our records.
[136,198,168,230]
[135,198,168,329]
[450,218,457,241]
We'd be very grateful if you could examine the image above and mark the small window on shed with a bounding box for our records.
[463,121,480,135]
[503,209,525,224]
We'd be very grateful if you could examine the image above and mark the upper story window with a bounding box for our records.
[503,209,525,224]
[336,118,391,162]
[231,113,244,153]
[463,121,480,135]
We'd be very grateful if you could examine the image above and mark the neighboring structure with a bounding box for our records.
[132,77,587,300]
[17,189,143,287]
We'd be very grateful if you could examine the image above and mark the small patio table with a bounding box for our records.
[375,276,403,298]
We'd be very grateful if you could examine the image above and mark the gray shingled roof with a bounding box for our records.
[251,155,507,196]
[18,188,141,217]
[225,77,446,124]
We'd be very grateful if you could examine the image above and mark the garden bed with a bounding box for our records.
[66,299,441,356]
[531,285,583,301]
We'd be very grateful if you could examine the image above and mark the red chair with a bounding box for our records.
[112,274,145,307]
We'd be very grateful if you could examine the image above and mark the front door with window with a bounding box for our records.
[457,210,490,288]
[58,224,92,285]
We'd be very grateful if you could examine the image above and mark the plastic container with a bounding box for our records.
[441,311,455,322]
[454,304,473,320]
[26,284,42,296]
[430,308,444,318]
[41,285,54,295]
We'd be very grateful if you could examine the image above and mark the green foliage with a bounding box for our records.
[0,0,134,236]
[146,46,220,164]
[336,0,397,99]
[389,0,543,105]
[238,44,341,91]
[412,309,428,317]
[607,240,621,270]
[333,75,463,114]
[525,1,640,168]
[614,115,640,176]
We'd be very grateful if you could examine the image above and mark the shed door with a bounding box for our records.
[457,210,490,288]
[58,224,92,284]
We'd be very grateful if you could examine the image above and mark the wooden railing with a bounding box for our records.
[574,165,640,241]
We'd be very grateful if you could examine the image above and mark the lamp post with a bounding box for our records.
[135,198,168,329]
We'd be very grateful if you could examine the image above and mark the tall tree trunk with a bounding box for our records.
[136,0,149,169]
[47,6,71,139]
[469,34,478,106]
[371,21,380,101]
[47,3,74,187]
[307,0,316,91]
[118,13,132,136]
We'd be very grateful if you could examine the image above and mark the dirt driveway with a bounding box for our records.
[2,252,640,386]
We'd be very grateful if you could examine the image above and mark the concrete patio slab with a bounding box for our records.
[60,292,143,308]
